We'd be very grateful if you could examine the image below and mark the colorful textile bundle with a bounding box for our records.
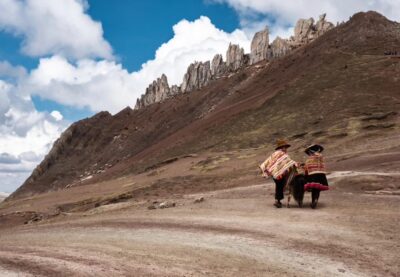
[259,150,296,179]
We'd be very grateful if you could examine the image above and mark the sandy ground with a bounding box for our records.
[0,171,399,277]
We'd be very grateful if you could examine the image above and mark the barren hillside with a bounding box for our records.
[0,11,399,277]
[7,11,400,201]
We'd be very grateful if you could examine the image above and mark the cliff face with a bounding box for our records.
[226,43,249,71]
[250,28,269,65]
[211,54,227,78]
[135,74,176,109]
[135,14,335,109]
[181,61,212,93]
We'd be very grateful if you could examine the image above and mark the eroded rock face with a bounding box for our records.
[250,27,269,64]
[315,13,335,36]
[135,74,171,109]
[170,85,181,95]
[270,37,291,59]
[211,54,227,78]
[293,14,334,45]
[226,43,247,71]
[294,18,315,44]
[181,61,212,93]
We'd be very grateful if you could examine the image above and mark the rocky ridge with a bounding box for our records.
[134,14,334,109]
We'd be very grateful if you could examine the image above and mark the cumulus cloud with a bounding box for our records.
[211,0,400,39]
[0,61,27,81]
[0,0,112,60]
[25,16,251,113]
[0,77,67,193]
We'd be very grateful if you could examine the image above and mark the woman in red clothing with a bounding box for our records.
[304,144,329,209]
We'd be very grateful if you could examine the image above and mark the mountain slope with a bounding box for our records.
[8,11,400,200]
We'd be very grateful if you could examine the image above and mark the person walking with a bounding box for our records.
[259,139,297,208]
[303,144,329,209]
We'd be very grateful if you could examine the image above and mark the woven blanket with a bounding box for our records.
[260,150,296,179]
[305,153,326,175]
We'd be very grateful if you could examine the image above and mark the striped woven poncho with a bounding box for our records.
[259,149,296,180]
[305,153,326,175]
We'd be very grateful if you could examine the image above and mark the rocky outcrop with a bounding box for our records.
[211,54,227,78]
[226,43,248,71]
[270,37,291,59]
[294,18,315,44]
[135,74,171,109]
[315,14,335,36]
[134,14,334,109]
[250,27,269,64]
[293,13,334,45]
[181,61,212,93]
[170,85,181,95]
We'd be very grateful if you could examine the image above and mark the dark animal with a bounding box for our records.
[285,166,306,208]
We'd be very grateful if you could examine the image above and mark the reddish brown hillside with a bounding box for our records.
[8,11,400,200]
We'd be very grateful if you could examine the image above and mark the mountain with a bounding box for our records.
[6,11,400,201]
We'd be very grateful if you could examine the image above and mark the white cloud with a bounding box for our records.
[0,0,112,60]
[0,78,67,194]
[0,61,27,81]
[25,16,251,113]
[136,16,250,85]
[50,110,63,121]
[212,0,400,39]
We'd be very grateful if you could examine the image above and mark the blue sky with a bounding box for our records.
[88,0,240,72]
[0,0,399,193]
[1,0,241,122]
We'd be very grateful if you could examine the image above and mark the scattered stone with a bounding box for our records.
[338,268,346,273]
[159,201,176,209]
[148,201,176,210]
[194,197,205,203]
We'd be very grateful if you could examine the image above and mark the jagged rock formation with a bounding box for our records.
[181,61,212,93]
[135,74,173,109]
[316,14,335,36]
[211,54,227,78]
[170,85,181,95]
[226,43,248,71]
[135,14,334,109]
[293,13,334,45]
[250,27,269,64]
[270,37,291,59]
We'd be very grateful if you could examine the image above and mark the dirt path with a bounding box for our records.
[1,176,399,277]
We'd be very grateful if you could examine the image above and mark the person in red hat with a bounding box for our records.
[259,139,297,208]
[303,144,329,209]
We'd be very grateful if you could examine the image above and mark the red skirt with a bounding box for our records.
[304,173,329,191]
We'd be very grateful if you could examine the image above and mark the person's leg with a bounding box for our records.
[311,189,320,209]
[273,178,284,207]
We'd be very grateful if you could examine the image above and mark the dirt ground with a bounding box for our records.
[1,146,399,276]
